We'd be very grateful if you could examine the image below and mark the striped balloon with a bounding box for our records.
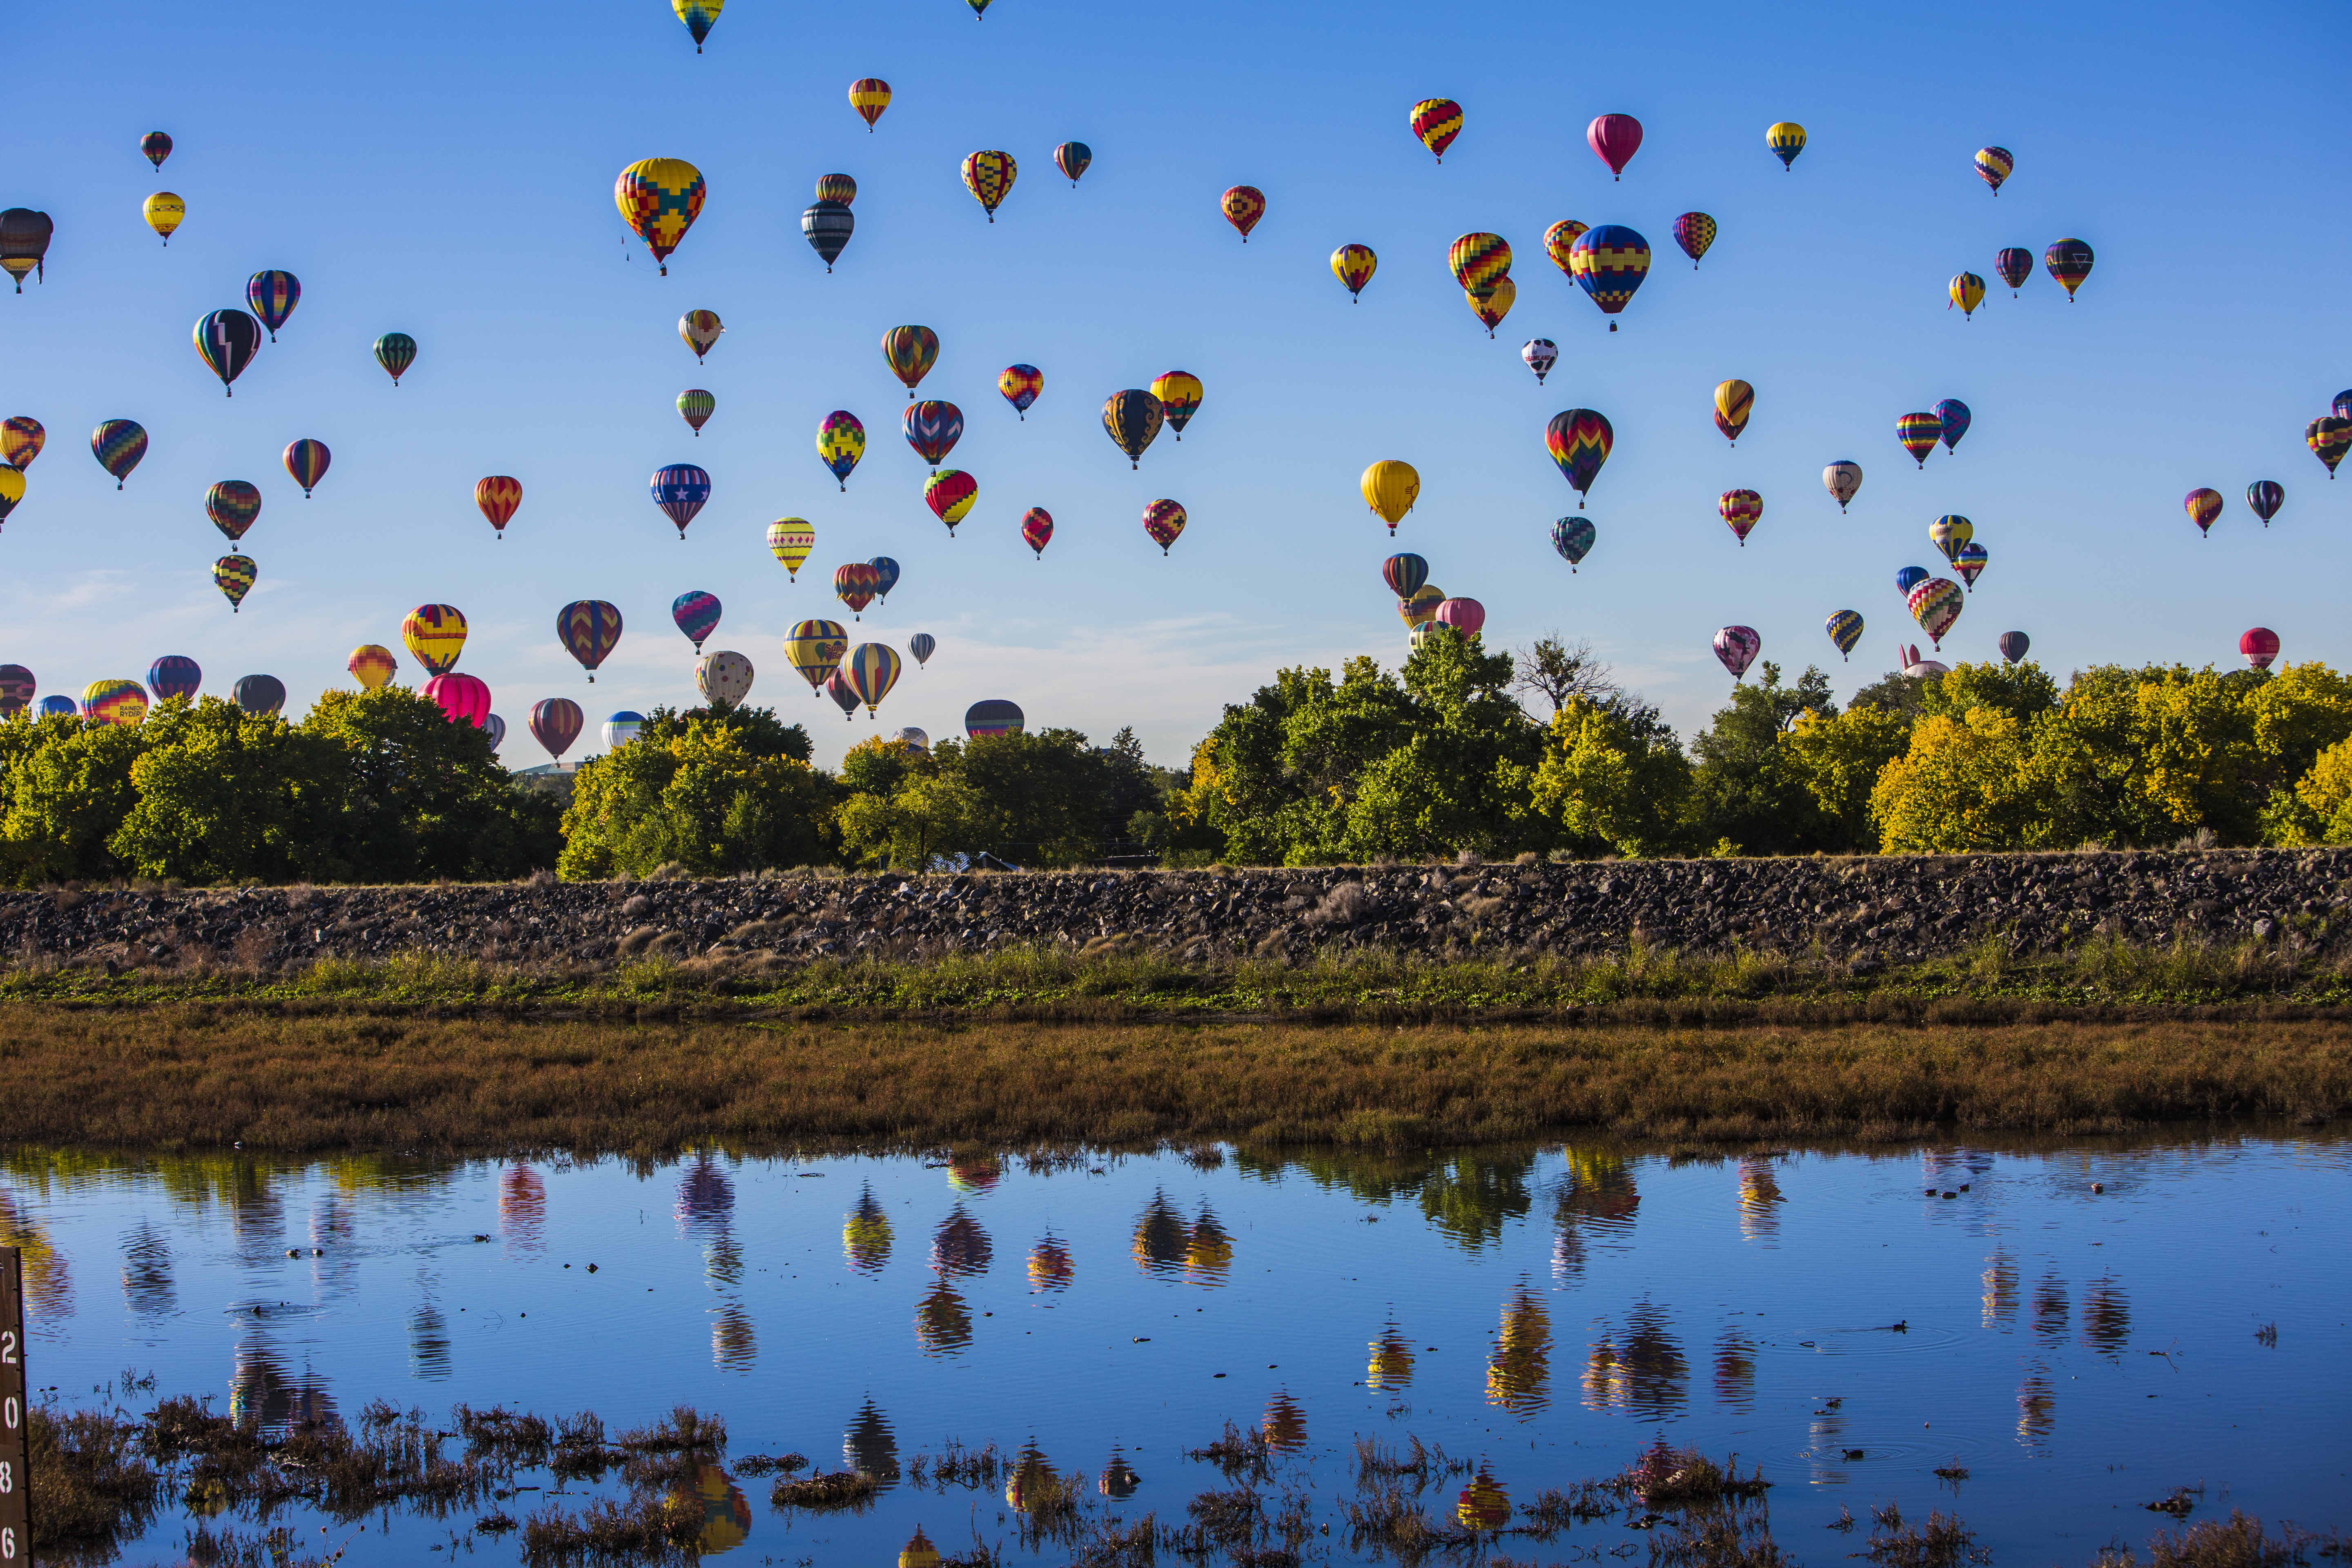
[1714,380,1753,445]
[1825,610,1864,662]
[881,326,938,396]
[844,643,902,718]
[650,463,710,536]
[1053,142,1090,185]
[787,620,849,693]
[147,655,201,702]
[1568,226,1649,325]
[1955,541,1989,589]
[283,438,330,497]
[1719,489,1762,546]
[82,679,149,727]
[2044,238,2094,298]
[834,561,880,618]
[1383,552,1429,601]
[1929,514,1973,562]
[245,270,301,339]
[1995,247,2033,295]
[1975,146,2013,194]
[848,78,891,129]
[2247,480,2284,526]
[373,332,416,384]
[1907,578,1964,648]
[908,633,935,667]
[1446,232,1512,301]
[1020,508,1053,557]
[868,557,900,603]
[767,517,815,577]
[1897,412,1942,467]
[91,419,148,487]
[556,600,622,682]
[678,388,715,435]
[530,697,584,760]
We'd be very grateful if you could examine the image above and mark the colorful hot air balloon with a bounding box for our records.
[844,643,902,718]
[651,463,710,537]
[423,672,491,729]
[1465,276,1515,336]
[900,1529,942,1568]
[402,604,468,675]
[614,157,707,274]
[2185,487,2224,537]
[91,420,147,488]
[530,697,584,760]
[1907,577,1964,648]
[818,411,866,488]
[673,590,722,651]
[1221,185,1265,241]
[678,388,715,435]
[1929,514,1973,561]
[213,555,256,612]
[1361,460,1420,534]
[603,711,645,750]
[1586,114,1643,179]
[372,331,416,385]
[1568,225,1649,328]
[1398,585,1444,629]
[476,475,521,538]
[1672,212,1716,268]
[1897,412,1942,467]
[1152,372,1203,439]
[1331,243,1376,301]
[2307,416,2350,477]
[1954,540,1988,589]
[788,619,849,694]
[0,208,54,293]
[999,364,1042,419]
[1020,507,1053,557]
[1766,122,1806,169]
[1995,247,2033,295]
[818,172,859,206]
[2241,628,2280,672]
[143,192,184,245]
[965,699,1023,738]
[1714,626,1761,679]
[768,517,815,577]
[1383,553,1429,601]
[1102,390,1164,468]
[925,469,978,533]
[849,78,891,130]
[1142,499,1186,554]
[903,400,964,468]
[1714,380,1753,445]
[1550,517,1595,572]
[802,198,853,271]
[1446,232,1512,301]
[1998,631,2030,665]
[909,633,935,668]
[206,479,261,541]
[1545,409,1612,507]
[1823,460,1863,512]
[835,561,880,618]
[1053,142,1091,185]
[882,326,939,398]
[194,309,262,396]
[0,468,20,530]
[697,650,754,708]
[1895,566,1930,596]
[483,713,506,750]
[1410,98,1463,162]
[245,271,301,340]
[2247,480,2284,526]
[680,309,723,360]
[868,556,900,604]
[348,646,397,690]
[141,131,173,169]
[961,151,1016,221]
[1719,488,1762,546]
[1976,146,2013,194]
[557,600,622,681]
[1825,610,1864,662]
[283,439,330,497]
[1543,220,1589,276]
[2044,238,2093,299]
[1949,271,1986,317]
[2337,392,2352,423]
[1936,399,1971,451]
[232,674,285,716]
[82,679,149,727]
[674,0,721,51]
[0,416,41,470]
[1521,339,1557,383]
[147,655,200,702]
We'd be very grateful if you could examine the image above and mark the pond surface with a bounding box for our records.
[1,1131,2345,1566]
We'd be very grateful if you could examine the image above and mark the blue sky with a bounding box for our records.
[2,0,2345,771]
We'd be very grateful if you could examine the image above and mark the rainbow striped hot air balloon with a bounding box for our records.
[557,600,622,682]
[283,438,330,497]
[82,679,149,727]
[1897,412,1942,468]
[614,157,706,274]
[1545,410,1612,507]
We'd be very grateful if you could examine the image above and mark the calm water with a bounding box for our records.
[2,1133,2346,1565]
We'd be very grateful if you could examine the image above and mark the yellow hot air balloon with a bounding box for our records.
[143,192,185,245]
[1362,460,1420,535]
[1465,276,1515,337]
[347,645,398,690]
[767,517,815,579]
[1330,243,1376,300]
[1713,379,1754,445]
[1398,584,1444,631]
[401,604,469,676]
[1949,270,1987,317]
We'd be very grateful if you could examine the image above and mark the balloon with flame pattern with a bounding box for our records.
[1020,508,1053,558]
[475,476,521,539]
[556,600,622,682]
[1545,410,1612,506]
[834,562,879,619]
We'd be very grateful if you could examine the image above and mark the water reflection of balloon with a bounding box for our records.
[1368,1322,1414,1390]
[1458,1472,1511,1532]
[1099,1452,1140,1500]
[1186,1208,1232,1283]
[844,1400,899,1483]
[1737,1158,1783,1242]
[1027,1235,1073,1290]
[843,1187,893,1275]
[915,1279,972,1356]
[1261,1393,1307,1453]
[1485,1285,1550,1417]
[931,1207,991,1277]
[900,1528,941,1568]
[1131,1192,1188,1276]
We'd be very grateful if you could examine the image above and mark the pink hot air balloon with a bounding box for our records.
[1432,597,1486,638]
[1586,114,1643,180]
[2241,627,2281,672]
[423,672,492,729]
[1714,625,1760,680]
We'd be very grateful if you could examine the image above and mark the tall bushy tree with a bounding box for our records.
[557,710,834,879]
[112,698,350,882]
[1683,663,1840,855]
[299,689,561,881]
[1511,695,1689,858]
[0,713,148,885]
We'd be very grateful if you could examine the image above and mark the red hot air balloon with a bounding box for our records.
[834,561,880,619]
[530,697,585,760]
[1586,114,1643,179]
[2241,628,2280,671]
[1433,597,1485,638]
[1142,499,1186,554]
[1221,185,1265,241]
[476,476,521,538]
[2185,488,2223,537]
[1020,507,1053,557]
[423,672,492,730]
[1719,488,1762,546]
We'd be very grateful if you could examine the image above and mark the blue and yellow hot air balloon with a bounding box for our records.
[1766,122,1807,169]
[1825,610,1864,662]
[674,0,722,51]
[614,158,707,274]
[245,270,300,340]
[844,644,902,719]
[1568,227,1649,329]
[817,411,864,489]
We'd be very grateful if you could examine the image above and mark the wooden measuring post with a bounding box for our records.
[0,1246,27,1564]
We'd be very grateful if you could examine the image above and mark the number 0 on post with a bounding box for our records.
[1,1245,28,1561]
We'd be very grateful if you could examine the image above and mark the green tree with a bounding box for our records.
[940,729,1111,867]
[1870,706,2057,852]
[557,713,835,879]
[111,698,350,883]
[1780,703,1913,853]
[298,689,560,880]
[1511,695,1689,858]
[0,714,147,885]
[1684,662,1840,855]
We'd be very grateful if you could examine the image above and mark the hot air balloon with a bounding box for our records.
[673,590,722,651]
[2337,392,2352,423]
[768,518,815,577]
[1714,626,1760,680]
[882,326,939,397]
[143,192,184,245]
[1587,114,1643,179]
[0,416,41,470]
[909,633,935,668]
[1221,185,1265,241]
[1955,541,1988,589]
[1434,597,1486,638]
[0,208,53,293]
[1896,565,1930,596]
[1714,380,1753,445]
[1142,499,1186,554]
[484,713,508,750]
[0,468,20,531]
[402,605,468,675]
[835,562,880,618]
[0,666,36,718]
[1929,514,1973,564]
[1936,399,1971,451]
[651,463,710,537]
[1543,220,1589,277]
[1568,225,1649,328]
[348,646,397,690]
[1054,142,1091,185]
[674,0,722,49]
[1410,98,1463,162]
[1766,122,1806,169]
[557,601,622,681]
[1823,460,1863,512]
[423,672,491,729]
[232,674,285,717]
[1361,459,1420,534]
[531,697,584,760]
[2247,480,2284,526]
[141,131,173,169]
[371,331,417,386]
[2185,487,2223,537]
[92,420,147,488]
[2241,627,2280,672]
[999,364,1042,419]
[1672,212,1716,268]
[1898,412,1941,468]
[678,388,715,435]
[1975,145,2013,194]
[697,650,754,708]
[82,680,149,727]
[614,158,707,274]
[1719,488,1762,546]
[1152,372,1203,439]
[194,310,262,396]
[2044,238,2093,299]
[1102,390,1164,468]
[924,470,978,533]
[1545,409,1612,506]
[680,310,723,361]
[246,271,300,339]
[1383,553,1429,602]
[1521,339,1557,383]
[1999,631,2030,666]
[903,400,963,468]
[2307,416,2350,477]
[965,699,1023,738]
[214,555,256,612]
[1995,247,2033,295]
[147,655,200,702]
[844,643,902,718]
[476,475,521,538]
[1550,517,1595,572]
[1907,577,1963,648]
[961,151,1016,221]
[1399,585,1444,629]
[868,556,900,604]
[283,439,330,497]
[34,696,73,718]
[1949,272,1986,318]
[1446,232,1512,301]
[816,172,857,209]
[1331,243,1376,300]
[604,711,645,749]
[850,78,891,130]
[802,198,853,270]
[1825,610,1864,662]
[818,411,866,488]
[788,620,849,694]
[1021,507,1053,557]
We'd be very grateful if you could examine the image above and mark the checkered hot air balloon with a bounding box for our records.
[1465,277,1514,337]
[1568,226,1649,328]
[961,151,1016,221]
[557,600,622,682]
[1142,499,1186,555]
[1550,519,1594,572]
[998,364,1042,418]
[1446,232,1511,302]
[614,158,706,273]
[207,480,261,541]
[1543,220,1588,276]
[1719,489,1762,546]
[818,412,865,489]
[91,419,147,488]
[1673,211,1716,268]
[1221,185,1265,241]
[1995,247,2033,295]
[1,416,42,470]
[1410,98,1463,163]
[213,555,256,612]
[347,646,397,690]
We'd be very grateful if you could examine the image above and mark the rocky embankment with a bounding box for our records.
[2,849,2346,976]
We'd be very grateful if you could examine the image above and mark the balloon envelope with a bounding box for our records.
[2185,488,2224,535]
[2247,481,2284,525]
[1410,98,1463,161]
[787,620,849,692]
[696,650,755,708]
[613,157,707,272]
[373,332,416,384]
[801,200,853,270]
[213,555,256,611]
[603,710,646,750]
[283,438,330,496]
[557,600,623,678]
[1897,413,1941,467]
[672,590,722,650]
[206,480,261,541]
[1586,113,1643,177]
[818,412,866,487]
[2241,628,2280,671]
[1054,142,1091,184]
[1976,146,2013,193]
[82,679,149,727]
[476,475,522,535]
[1330,244,1376,299]
[965,699,1025,738]
[849,78,891,129]
[650,464,710,535]
[1719,489,1762,545]
[1151,372,1203,437]
[1521,339,1557,383]
[1020,508,1053,557]
[1936,399,1971,450]
[246,270,300,338]
[909,633,936,667]
[0,664,33,718]
[768,518,815,577]
[0,416,42,470]
[531,697,585,760]
[902,400,964,467]
[1714,626,1760,680]
[1550,517,1595,571]
[1220,185,1265,240]
[1766,122,1806,167]
[1672,211,1716,266]
[1907,578,1964,648]
[679,310,723,359]
[960,150,1016,218]
[1998,631,2031,666]
[147,656,201,702]
[91,420,147,486]
[924,470,978,531]
[194,310,263,396]
[1823,460,1863,511]
[1825,610,1864,661]
[1382,553,1429,601]
[1361,460,1420,532]
[1102,390,1164,468]
[881,325,939,394]
[402,604,468,675]
[845,643,902,715]
[348,646,397,690]
[2044,238,2094,297]
[1714,380,1753,444]
[1545,410,1613,503]
[1432,597,1485,638]
[999,364,1042,417]
[1142,499,1186,554]
[232,674,285,716]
